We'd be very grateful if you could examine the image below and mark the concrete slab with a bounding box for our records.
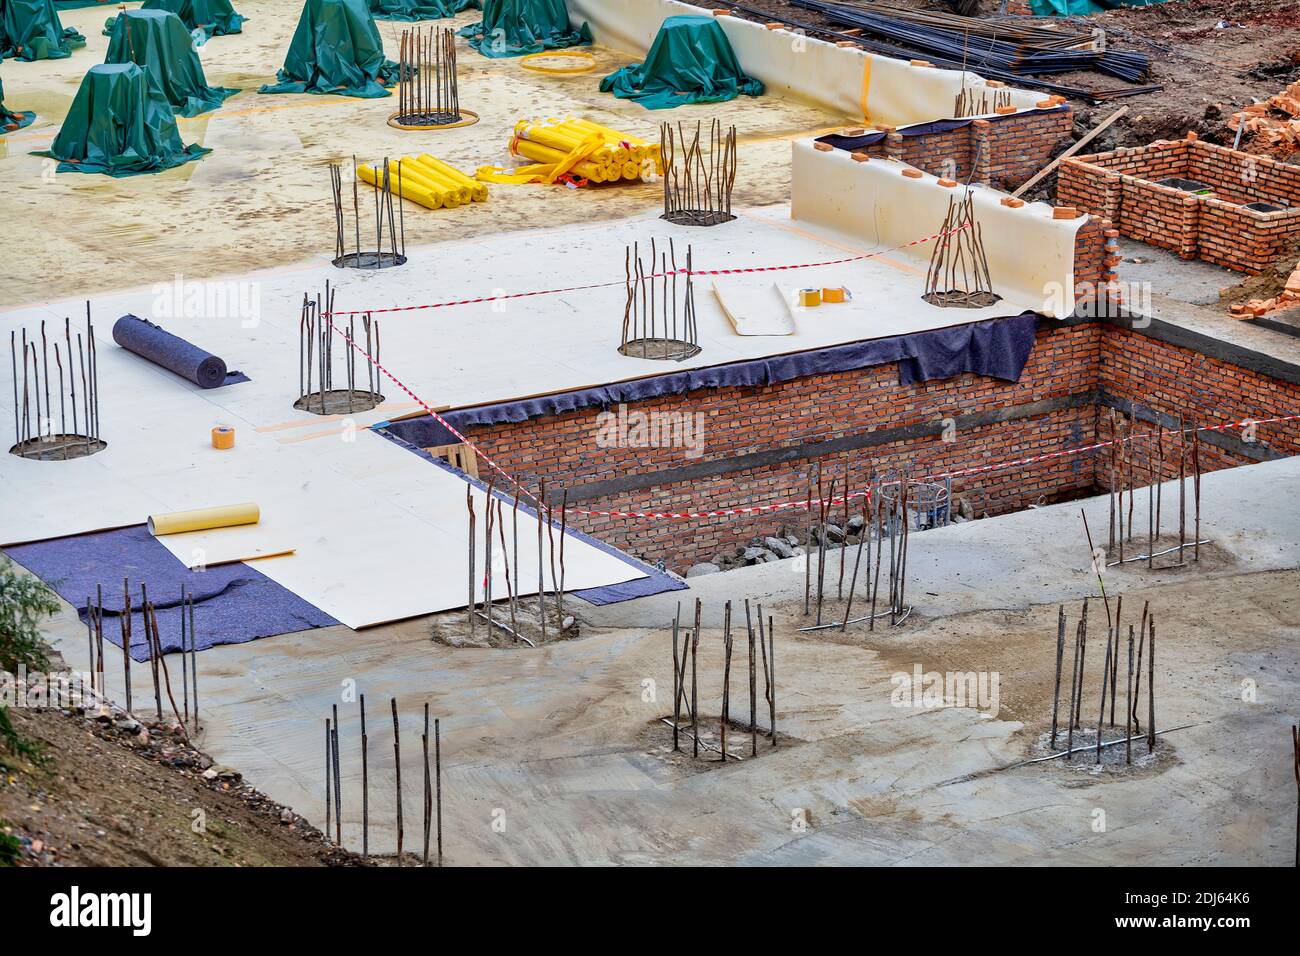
[31,455,1300,865]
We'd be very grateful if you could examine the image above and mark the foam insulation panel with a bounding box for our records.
[790,142,1086,320]
[567,0,1043,125]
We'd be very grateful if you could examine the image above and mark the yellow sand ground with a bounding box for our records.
[0,4,845,307]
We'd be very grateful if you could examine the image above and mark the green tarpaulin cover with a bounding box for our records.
[371,0,476,22]
[135,0,246,39]
[459,0,589,59]
[105,9,238,117]
[1,74,35,131]
[600,15,762,111]
[1029,0,1166,14]
[0,0,85,61]
[34,62,210,175]
[260,0,398,98]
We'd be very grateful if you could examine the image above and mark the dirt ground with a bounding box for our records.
[734,0,1300,151]
[0,705,357,866]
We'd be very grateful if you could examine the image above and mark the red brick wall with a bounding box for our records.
[436,323,1299,572]
[1099,327,1300,479]
[858,109,1073,190]
[1057,138,1300,274]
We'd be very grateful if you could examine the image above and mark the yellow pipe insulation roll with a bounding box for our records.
[148,502,260,536]
[357,162,444,210]
[415,155,488,202]
[511,138,611,183]
[393,158,469,206]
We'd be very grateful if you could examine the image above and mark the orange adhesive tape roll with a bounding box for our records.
[798,288,822,308]
[822,287,847,304]
[212,425,235,450]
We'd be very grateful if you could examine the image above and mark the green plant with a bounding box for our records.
[0,559,59,760]
[0,826,19,866]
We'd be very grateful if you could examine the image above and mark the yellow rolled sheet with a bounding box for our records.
[391,158,469,205]
[415,155,488,202]
[357,162,444,210]
[148,502,260,536]
[511,139,611,182]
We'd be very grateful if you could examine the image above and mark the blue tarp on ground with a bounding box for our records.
[4,525,338,659]
[381,313,1042,445]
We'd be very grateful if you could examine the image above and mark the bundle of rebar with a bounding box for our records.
[331,158,406,269]
[325,696,444,865]
[660,120,737,227]
[719,2,1156,102]
[8,310,103,460]
[954,86,1011,119]
[798,465,919,633]
[789,1,1150,82]
[923,193,999,309]
[37,577,199,735]
[296,283,383,415]
[394,27,460,129]
[669,598,777,760]
[463,478,571,648]
[619,239,700,362]
[1103,407,1206,568]
[1049,593,1157,766]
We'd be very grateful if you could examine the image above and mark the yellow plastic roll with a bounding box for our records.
[394,158,468,204]
[148,502,260,536]
[516,125,610,170]
[514,120,585,154]
[621,160,642,181]
[564,117,641,143]
[415,155,487,202]
[358,163,444,210]
[512,139,610,182]
[381,158,445,196]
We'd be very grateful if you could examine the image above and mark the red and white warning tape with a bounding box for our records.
[320,226,965,318]
[318,229,1299,522]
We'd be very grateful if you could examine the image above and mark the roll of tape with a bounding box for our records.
[822,287,847,304]
[148,502,260,536]
[211,425,235,450]
[798,288,822,308]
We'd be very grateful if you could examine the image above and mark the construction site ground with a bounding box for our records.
[737,0,1300,153]
[30,456,1300,865]
[0,4,831,308]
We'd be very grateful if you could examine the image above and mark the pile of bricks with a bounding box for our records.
[1229,266,1300,319]
[1230,79,1300,160]
[1058,133,1300,274]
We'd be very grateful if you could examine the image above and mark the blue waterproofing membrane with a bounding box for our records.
[381,314,1041,447]
[4,525,338,660]
[814,106,1069,153]
[371,429,687,605]
[112,314,249,389]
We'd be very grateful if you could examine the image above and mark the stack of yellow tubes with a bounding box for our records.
[476,117,664,186]
[356,155,488,210]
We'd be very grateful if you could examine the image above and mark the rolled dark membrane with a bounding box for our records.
[112,314,230,389]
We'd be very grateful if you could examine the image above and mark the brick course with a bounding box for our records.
[1058,138,1300,274]
[430,323,1300,572]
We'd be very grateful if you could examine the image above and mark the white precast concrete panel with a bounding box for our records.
[790,142,1085,320]
[566,0,1043,123]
